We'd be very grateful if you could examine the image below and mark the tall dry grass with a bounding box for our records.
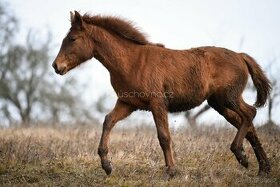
[0,124,279,186]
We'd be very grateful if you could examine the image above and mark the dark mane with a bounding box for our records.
[82,14,150,45]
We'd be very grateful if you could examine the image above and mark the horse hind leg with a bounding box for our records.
[238,106,270,175]
[246,124,271,174]
[239,102,270,174]
[208,97,249,168]
[226,102,269,173]
[209,97,271,174]
[208,97,271,174]
[227,99,256,168]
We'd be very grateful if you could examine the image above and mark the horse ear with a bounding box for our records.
[70,11,74,23]
[71,10,85,30]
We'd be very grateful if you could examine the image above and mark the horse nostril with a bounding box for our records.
[52,62,57,70]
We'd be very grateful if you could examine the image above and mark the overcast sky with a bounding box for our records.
[8,0,280,125]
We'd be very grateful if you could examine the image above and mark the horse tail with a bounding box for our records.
[241,53,271,107]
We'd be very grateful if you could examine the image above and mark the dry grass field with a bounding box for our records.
[0,124,279,186]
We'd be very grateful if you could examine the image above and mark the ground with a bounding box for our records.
[0,124,279,186]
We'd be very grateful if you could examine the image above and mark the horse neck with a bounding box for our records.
[89,25,136,76]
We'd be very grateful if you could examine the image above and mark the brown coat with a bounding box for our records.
[53,11,271,177]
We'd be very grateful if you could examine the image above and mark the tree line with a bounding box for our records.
[0,1,278,127]
[0,1,95,126]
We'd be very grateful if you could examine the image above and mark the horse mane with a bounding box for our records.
[82,14,154,45]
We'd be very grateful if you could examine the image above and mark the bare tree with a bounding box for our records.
[185,105,211,127]
[0,33,94,126]
[265,58,280,124]
[0,0,17,51]
[267,79,279,123]
[0,2,94,126]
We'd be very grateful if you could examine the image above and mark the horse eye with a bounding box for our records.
[69,37,76,42]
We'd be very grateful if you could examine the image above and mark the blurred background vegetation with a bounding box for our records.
[0,1,98,127]
[0,0,279,128]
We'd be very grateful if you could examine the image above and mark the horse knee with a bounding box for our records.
[105,114,112,123]
[158,132,171,148]
[103,114,114,129]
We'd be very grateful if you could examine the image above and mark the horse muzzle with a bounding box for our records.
[52,61,67,75]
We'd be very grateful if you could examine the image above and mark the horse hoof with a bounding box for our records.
[258,170,270,176]
[163,167,176,180]
[232,147,249,168]
[258,163,271,176]
[102,160,113,175]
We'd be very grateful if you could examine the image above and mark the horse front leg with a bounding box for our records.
[98,99,134,175]
[150,100,176,178]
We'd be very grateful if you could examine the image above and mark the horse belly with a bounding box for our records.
[118,95,150,110]
[165,82,209,113]
[167,97,205,113]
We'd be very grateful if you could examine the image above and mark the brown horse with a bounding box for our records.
[53,11,271,177]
